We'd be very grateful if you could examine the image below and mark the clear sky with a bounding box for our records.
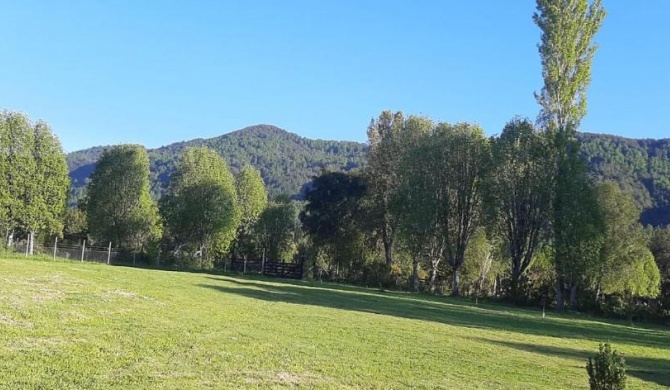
[1,1,668,152]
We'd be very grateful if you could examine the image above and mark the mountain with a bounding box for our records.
[67,124,368,201]
[578,132,670,227]
[67,126,670,227]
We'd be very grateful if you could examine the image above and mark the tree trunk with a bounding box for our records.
[411,257,420,293]
[510,266,521,302]
[556,275,565,312]
[29,231,35,255]
[569,281,578,311]
[451,268,460,297]
[6,230,13,249]
[429,259,440,294]
[383,228,393,266]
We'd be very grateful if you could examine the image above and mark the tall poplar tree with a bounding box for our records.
[489,118,551,301]
[233,165,268,261]
[437,123,490,296]
[393,116,439,292]
[366,110,404,265]
[0,111,68,252]
[534,0,606,311]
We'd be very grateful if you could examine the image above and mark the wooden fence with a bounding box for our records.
[230,259,304,280]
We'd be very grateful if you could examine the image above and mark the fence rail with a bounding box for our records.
[11,240,304,279]
[11,241,135,266]
[230,259,303,279]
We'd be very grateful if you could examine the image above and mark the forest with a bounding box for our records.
[1,0,668,325]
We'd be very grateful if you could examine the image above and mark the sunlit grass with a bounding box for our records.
[1,255,668,389]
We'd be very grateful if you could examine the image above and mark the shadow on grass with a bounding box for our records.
[199,276,670,353]
[482,338,670,388]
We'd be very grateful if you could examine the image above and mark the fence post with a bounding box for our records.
[25,235,29,257]
[81,240,86,262]
[107,242,112,265]
[53,236,58,261]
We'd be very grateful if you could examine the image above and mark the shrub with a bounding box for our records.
[586,342,626,390]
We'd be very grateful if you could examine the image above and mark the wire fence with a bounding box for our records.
[11,240,137,266]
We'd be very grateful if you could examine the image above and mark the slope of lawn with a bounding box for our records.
[1,256,668,389]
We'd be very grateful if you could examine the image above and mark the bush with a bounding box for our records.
[586,342,626,390]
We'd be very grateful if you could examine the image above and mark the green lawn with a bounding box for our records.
[1,256,668,389]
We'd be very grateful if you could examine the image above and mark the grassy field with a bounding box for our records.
[1,256,668,389]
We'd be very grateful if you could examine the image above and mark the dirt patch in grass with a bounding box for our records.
[244,371,328,386]
[0,313,33,328]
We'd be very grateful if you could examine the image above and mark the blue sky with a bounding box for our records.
[1,1,668,152]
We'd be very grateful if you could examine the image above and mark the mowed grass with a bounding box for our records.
[1,256,668,389]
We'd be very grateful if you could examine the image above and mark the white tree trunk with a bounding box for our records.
[29,231,35,255]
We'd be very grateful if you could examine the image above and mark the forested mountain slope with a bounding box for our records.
[578,132,670,226]
[67,126,670,226]
[67,124,367,201]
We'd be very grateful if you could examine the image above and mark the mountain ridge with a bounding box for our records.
[67,124,368,202]
[66,125,670,226]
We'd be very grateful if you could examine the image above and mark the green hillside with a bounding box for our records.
[578,133,670,226]
[1,256,668,389]
[67,125,367,201]
[67,126,670,226]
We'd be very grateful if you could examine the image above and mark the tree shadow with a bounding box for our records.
[198,276,670,352]
[481,338,670,388]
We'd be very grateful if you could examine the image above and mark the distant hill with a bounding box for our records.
[67,126,670,226]
[67,124,368,201]
[578,132,670,227]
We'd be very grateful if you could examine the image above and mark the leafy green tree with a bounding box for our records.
[1,112,36,248]
[434,123,490,296]
[233,166,268,261]
[594,182,647,301]
[649,227,670,313]
[392,116,438,292]
[256,197,300,263]
[553,159,605,311]
[534,0,606,135]
[366,111,405,265]
[489,118,551,300]
[461,228,495,298]
[162,147,239,267]
[0,112,69,252]
[27,121,69,252]
[600,246,661,322]
[86,145,162,252]
[534,0,606,311]
[300,171,369,276]
[64,206,88,243]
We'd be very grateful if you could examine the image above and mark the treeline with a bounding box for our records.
[65,145,304,269]
[301,112,668,321]
[0,111,69,255]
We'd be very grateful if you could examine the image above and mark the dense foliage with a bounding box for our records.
[85,145,162,251]
[0,111,69,253]
[160,147,240,267]
[586,342,627,390]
